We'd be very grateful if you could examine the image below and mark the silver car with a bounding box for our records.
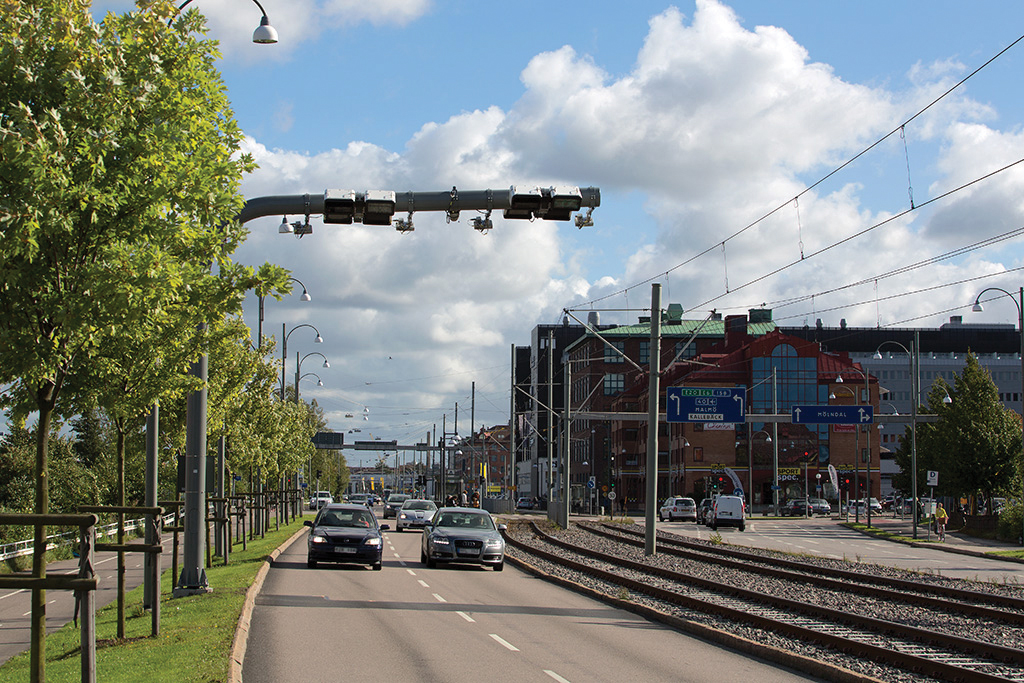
[396,499,437,531]
[421,507,506,571]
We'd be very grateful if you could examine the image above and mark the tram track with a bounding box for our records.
[504,520,1024,683]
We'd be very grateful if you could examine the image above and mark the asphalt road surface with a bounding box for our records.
[243,525,825,683]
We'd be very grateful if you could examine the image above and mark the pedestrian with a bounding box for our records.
[935,502,949,542]
[460,490,468,507]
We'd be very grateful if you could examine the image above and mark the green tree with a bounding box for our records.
[0,2,254,673]
[894,353,1021,510]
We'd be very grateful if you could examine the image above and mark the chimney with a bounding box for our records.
[724,314,748,349]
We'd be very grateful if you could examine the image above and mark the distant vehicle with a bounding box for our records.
[696,498,714,524]
[707,495,744,531]
[659,496,697,522]
[421,507,506,571]
[808,498,831,515]
[396,499,437,531]
[347,493,372,507]
[384,494,410,519]
[515,497,534,511]
[781,499,812,517]
[305,503,389,570]
[310,491,334,509]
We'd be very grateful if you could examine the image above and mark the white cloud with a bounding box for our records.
[231,0,1024,442]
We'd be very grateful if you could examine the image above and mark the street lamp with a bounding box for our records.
[257,276,311,348]
[281,323,323,400]
[830,383,863,524]
[295,352,330,403]
[874,338,920,538]
[174,0,279,43]
[973,285,1024,546]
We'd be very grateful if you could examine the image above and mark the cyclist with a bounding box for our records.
[935,502,949,542]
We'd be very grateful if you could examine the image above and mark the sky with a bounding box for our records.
[80,0,1024,465]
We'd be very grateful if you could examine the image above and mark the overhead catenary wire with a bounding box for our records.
[578,31,1024,309]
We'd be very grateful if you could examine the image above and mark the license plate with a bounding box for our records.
[456,548,477,555]
[335,547,357,554]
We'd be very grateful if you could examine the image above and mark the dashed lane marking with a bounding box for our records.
[489,634,519,651]
[433,593,446,603]
[456,611,475,623]
[544,671,571,682]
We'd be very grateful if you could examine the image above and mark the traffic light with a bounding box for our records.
[842,478,850,491]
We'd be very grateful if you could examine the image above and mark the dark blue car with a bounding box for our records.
[306,503,389,570]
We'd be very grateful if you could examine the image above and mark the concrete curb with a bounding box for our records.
[227,525,309,683]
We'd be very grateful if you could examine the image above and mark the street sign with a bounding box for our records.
[927,470,939,486]
[791,405,873,424]
[607,491,617,500]
[587,477,596,489]
[667,386,746,423]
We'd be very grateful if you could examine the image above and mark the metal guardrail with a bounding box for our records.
[0,514,175,562]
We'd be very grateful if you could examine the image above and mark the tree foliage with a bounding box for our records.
[892,352,1021,503]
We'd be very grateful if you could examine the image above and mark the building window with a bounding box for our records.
[604,373,625,395]
[639,340,649,365]
[693,447,703,462]
[675,342,697,360]
[605,341,625,363]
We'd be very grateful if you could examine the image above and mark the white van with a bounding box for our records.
[708,495,745,532]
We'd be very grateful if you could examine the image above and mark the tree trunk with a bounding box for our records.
[116,423,126,639]
[31,380,56,683]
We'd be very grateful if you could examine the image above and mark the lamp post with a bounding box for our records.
[874,337,920,538]
[830,383,862,524]
[281,323,323,400]
[294,352,330,403]
[257,276,310,348]
[174,0,279,43]
[972,286,1024,546]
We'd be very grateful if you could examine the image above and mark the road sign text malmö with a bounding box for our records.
[667,386,746,423]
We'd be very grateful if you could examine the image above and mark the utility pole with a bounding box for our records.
[645,284,661,556]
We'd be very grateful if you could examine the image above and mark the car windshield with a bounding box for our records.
[435,511,494,530]
[319,509,376,528]
[403,501,436,511]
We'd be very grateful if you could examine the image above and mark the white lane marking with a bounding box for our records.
[432,593,446,603]
[489,634,519,651]
[417,580,429,588]
[393,552,401,557]
[0,589,27,601]
[406,569,416,576]
[456,611,475,623]
[96,556,117,566]
[544,671,571,683]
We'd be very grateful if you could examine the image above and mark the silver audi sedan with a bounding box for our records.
[421,507,506,571]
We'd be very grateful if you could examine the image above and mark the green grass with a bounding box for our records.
[986,548,1024,559]
[0,515,309,682]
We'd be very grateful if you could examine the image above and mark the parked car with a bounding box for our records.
[309,491,333,509]
[421,507,506,571]
[396,499,438,531]
[384,493,410,519]
[808,498,832,515]
[696,498,715,524]
[707,495,745,531]
[781,499,812,517]
[515,497,535,511]
[305,503,389,570]
[659,496,697,522]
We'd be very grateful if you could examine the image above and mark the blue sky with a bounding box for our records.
[80,1,1024,464]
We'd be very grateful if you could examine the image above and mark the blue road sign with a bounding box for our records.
[791,405,873,424]
[667,386,746,423]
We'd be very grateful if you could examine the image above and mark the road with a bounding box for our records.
[243,524,824,683]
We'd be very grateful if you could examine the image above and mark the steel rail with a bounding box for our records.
[581,523,1024,625]
[603,522,1024,611]
[503,522,1024,683]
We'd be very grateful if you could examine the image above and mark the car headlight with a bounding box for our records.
[431,536,450,546]
[311,534,327,544]
[485,539,503,549]
[364,537,381,546]
[399,513,408,519]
